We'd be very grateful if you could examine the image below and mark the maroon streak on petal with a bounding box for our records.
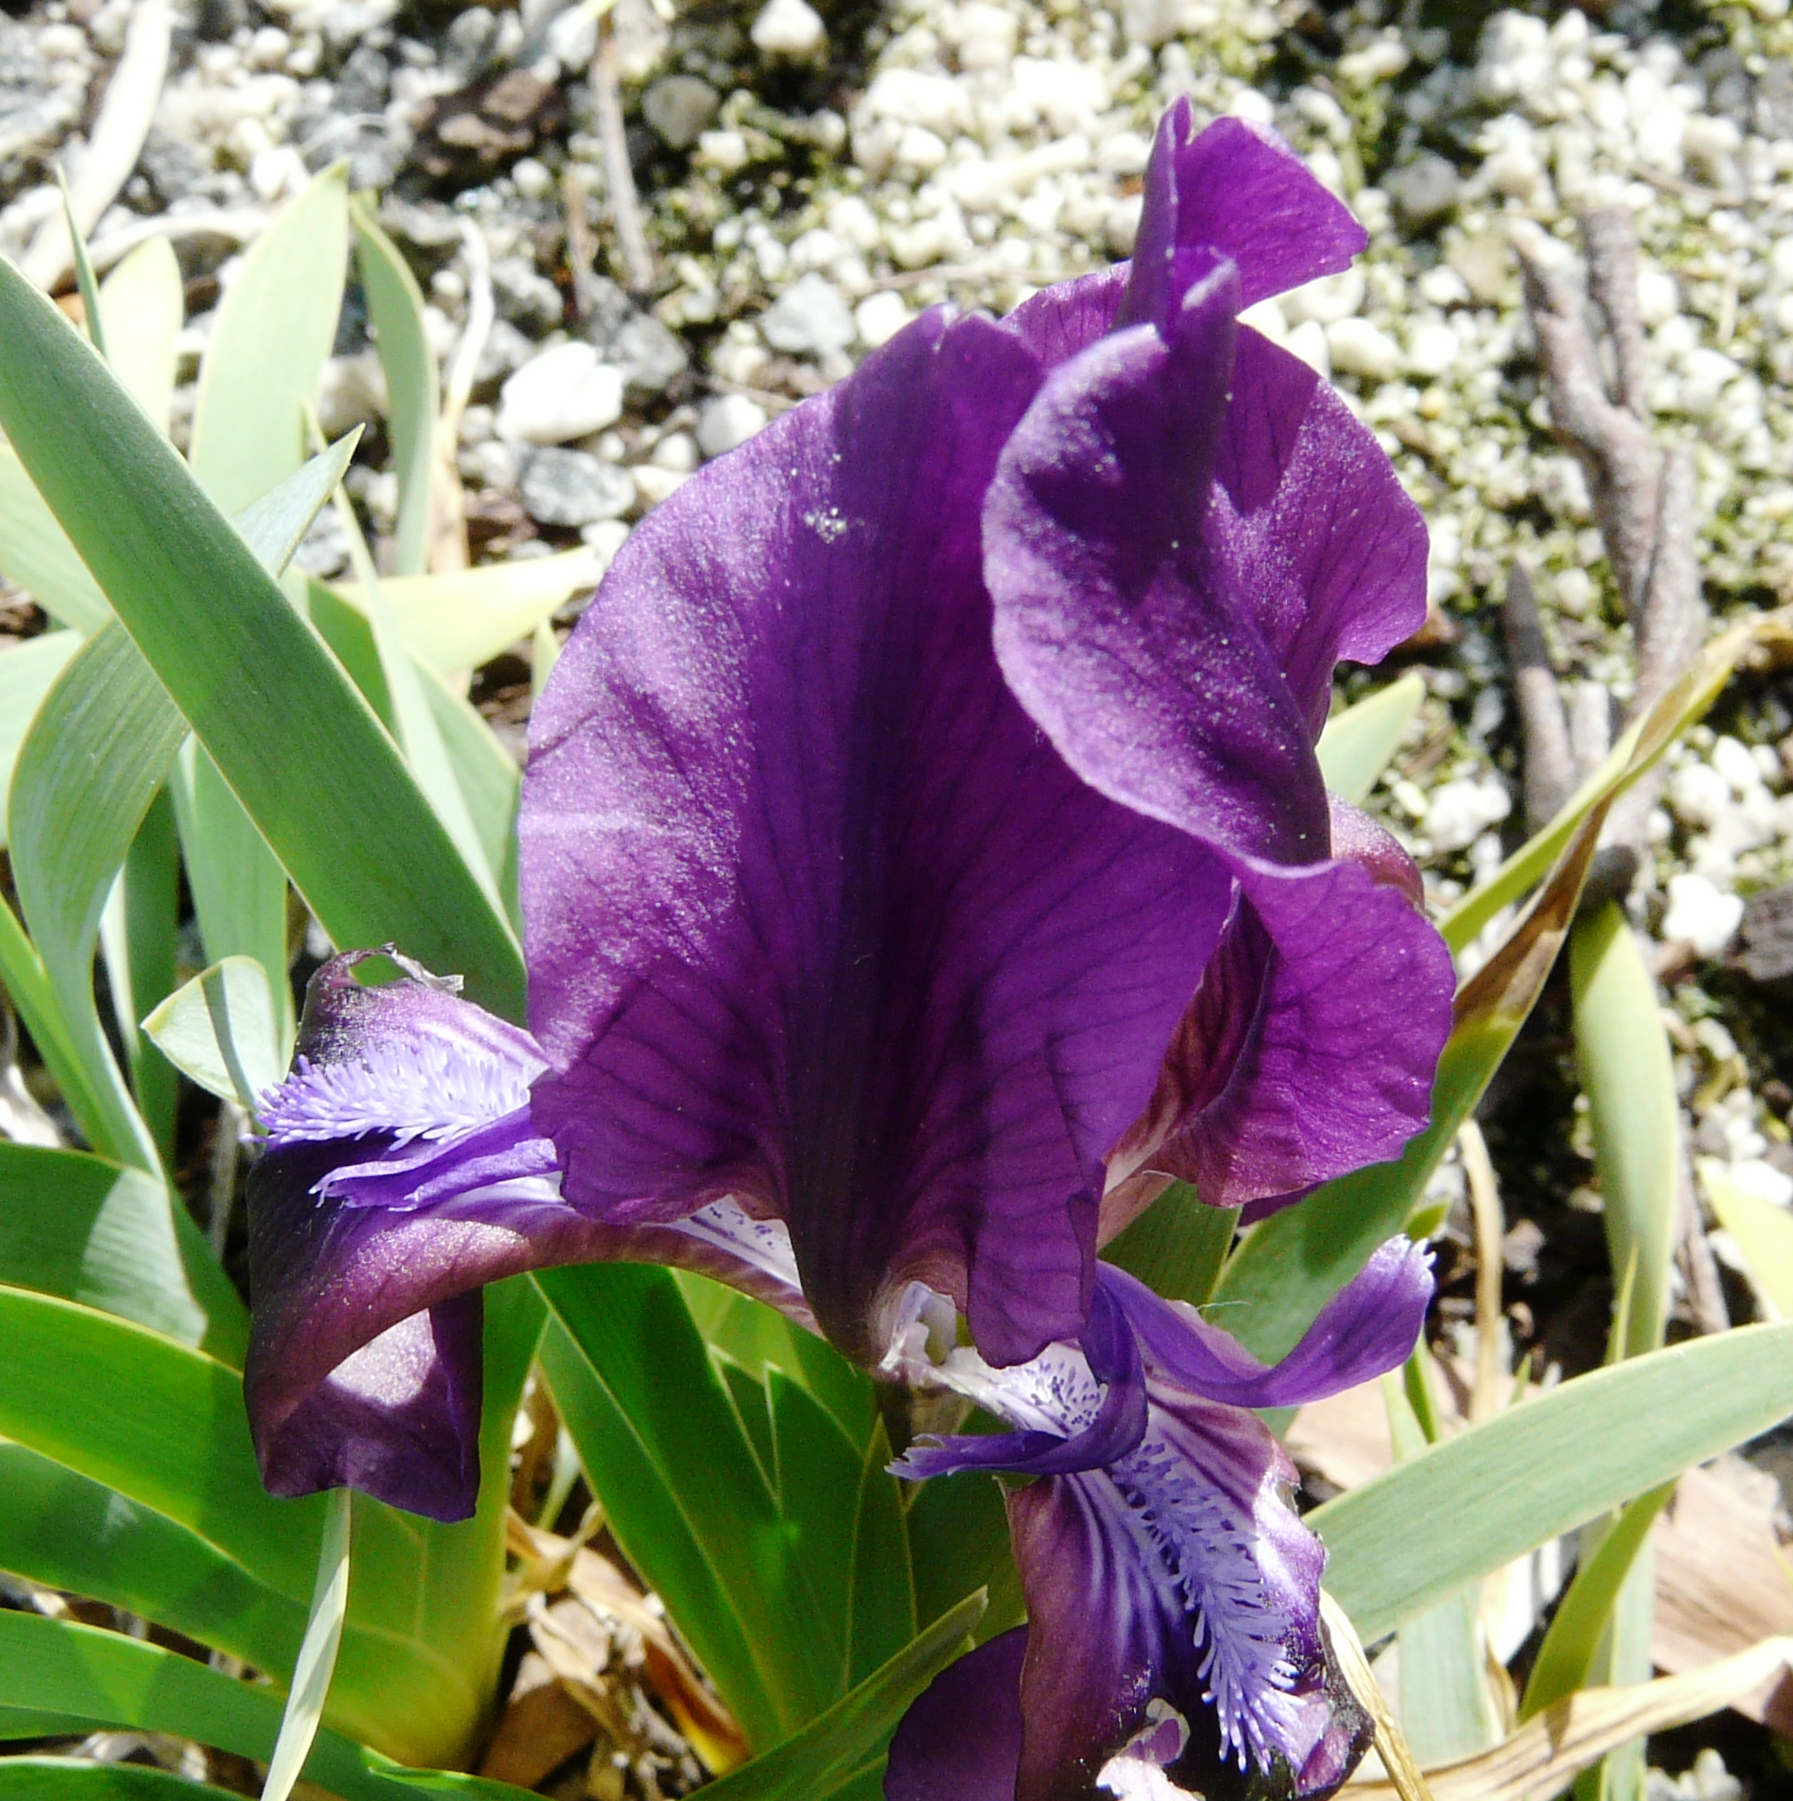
[522,307,1230,1368]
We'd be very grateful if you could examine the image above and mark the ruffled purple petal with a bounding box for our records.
[1124,101,1366,325]
[1327,797,1424,908]
[1097,1237,1433,1409]
[522,307,1230,1369]
[1114,855,1454,1211]
[885,1629,1027,1801]
[988,262,1330,869]
[1003,267,1126,370]
[248,954,818,1520]
[1205,330,1428,735]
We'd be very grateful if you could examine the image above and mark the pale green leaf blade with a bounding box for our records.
[57,174,104,362]
[188,166,349,516]
[263,1487,352,1801]
[0,253,526,1015]
[0,446,109,632]
[351,196,436,578]
[1398,1588,1502,1766]
[142,955,285,1114]
[0,1442,305,1678]
[7,620,182,1169]
[0,629,79,846]
[1700,1160,1793,1317]
[95,236,183,434]
[1317,673,1424,806]
[1571,902,1679,1358]
[233,428,361,575]
[0,1758,248,1798]
[1316,1322,1793,1641]
[334,491,501,901]
[335,549,601,675]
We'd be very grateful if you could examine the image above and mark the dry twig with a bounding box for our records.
[590,7,655,297]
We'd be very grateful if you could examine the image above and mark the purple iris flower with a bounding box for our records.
[883,1239,1434,1801]
[244,99,1454,1523]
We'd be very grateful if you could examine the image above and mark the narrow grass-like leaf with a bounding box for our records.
[1571,902,1679,1359]
[0,1141,244,1360]
[188,166,348,516]
[0,1442,305,1676]
[693,1593,986,1801]
[57,173,104,360]
[263,1487,352,1801]
[1701,1159,1793,1316]
[171,438,357,1059]
[143,956,285,1114]
[9,621,184,1170]
[537,1262,840,1746]
[95,237,182,432]
[0,1759,249,1798]
[847,1420,917,1687]
[1316,1322,1793,1640]
[0,893,102,1142]
[99,788,180,1164]
[0,1278,516,1766]
[904,1467,1024,1646]
[1215,773,1610,1362]
[331,484,499,901]
[1521,1484,1673,1722]
[1384,1377,1499,1766]
[0,253,526,1016]
[1103,1182,1237,1305]
[233,428,360,573]
[1317,672,1424,805]
[351,196,435,578]
[0,1612,536,1801]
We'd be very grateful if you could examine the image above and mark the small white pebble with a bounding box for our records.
[751,0,827,60]
[855,290,912,349]
[697,394,770,458]
[1662,873,1744,958]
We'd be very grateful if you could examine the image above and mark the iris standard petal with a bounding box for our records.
[1204,330,1428,736]
[1097,1238,1434,1410]
[522,307,1230,1368]
[1123,99,1366,327]
[1113,855,1454,1212]
[986,240,1450,1216]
